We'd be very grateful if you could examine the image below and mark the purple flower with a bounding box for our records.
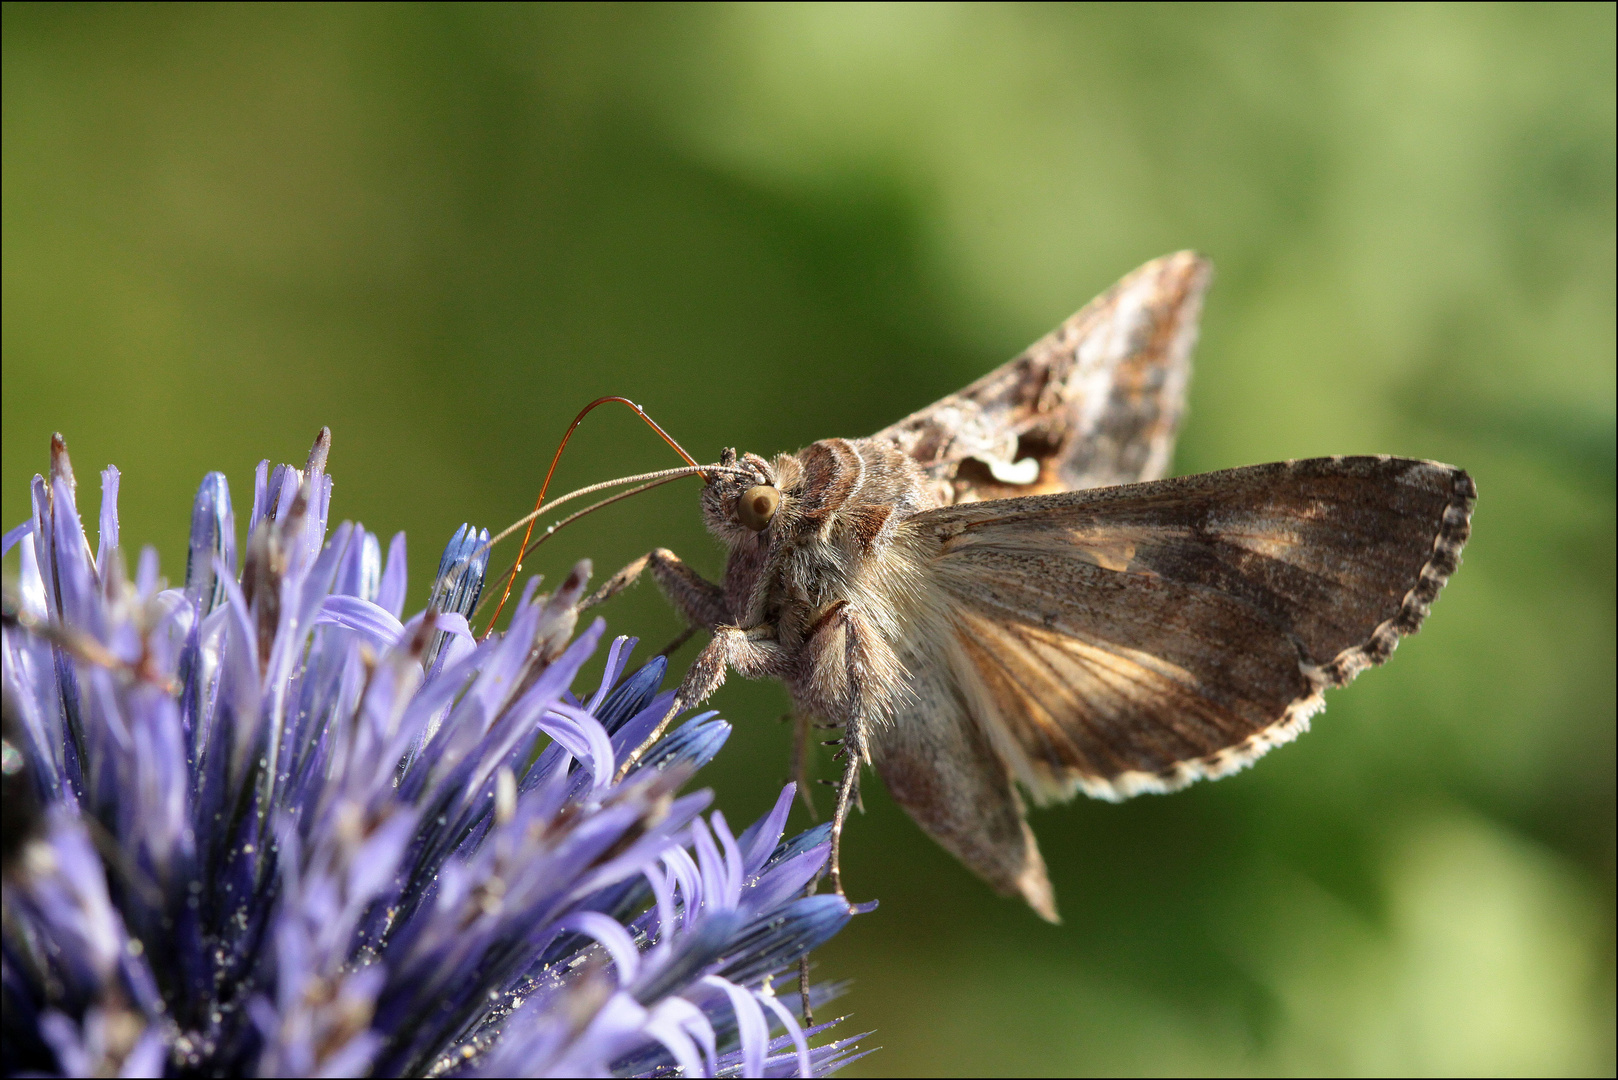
[1,431,872,1077]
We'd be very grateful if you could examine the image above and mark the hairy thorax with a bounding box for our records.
[706,437,939,721]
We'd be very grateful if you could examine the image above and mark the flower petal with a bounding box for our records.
[556,910,643,985]
[1,519,31,557]
[738,784,797,879]
[315,594,406,649]
[702,974,770,1078]
[376,531,408,618]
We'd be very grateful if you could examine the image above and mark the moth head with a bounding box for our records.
[702,450,787,543]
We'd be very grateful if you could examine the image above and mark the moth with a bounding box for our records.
[597,252,1475,921]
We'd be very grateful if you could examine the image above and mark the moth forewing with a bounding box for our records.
[915,457,1476,804]
[874,250,1211,505]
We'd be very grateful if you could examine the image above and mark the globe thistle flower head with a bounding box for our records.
[1,431,872,1077]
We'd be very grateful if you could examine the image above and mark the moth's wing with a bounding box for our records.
[869,665,1060,922]
[909,457,1475,802]
[872,251,1211,505]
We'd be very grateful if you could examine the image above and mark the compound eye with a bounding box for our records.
[736,484,780,531]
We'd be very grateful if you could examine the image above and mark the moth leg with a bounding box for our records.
[578,553,651,611]
[798,956,814,1025]
[829,720,866,899]
[581,548,729,630]
[802,602,893,900]
[647,549,731,630]
[613,623,787,779]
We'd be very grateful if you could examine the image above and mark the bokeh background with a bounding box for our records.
[4,4,1613,1075]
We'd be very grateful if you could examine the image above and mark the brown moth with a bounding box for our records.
[597,252,1475,922]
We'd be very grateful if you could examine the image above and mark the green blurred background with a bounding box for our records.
[4,4,1613,1075]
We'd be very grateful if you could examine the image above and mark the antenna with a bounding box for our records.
[481,397,705,636]
[466,463,711,622]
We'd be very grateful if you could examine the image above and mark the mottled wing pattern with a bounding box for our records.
[911,457,1475,803]
[872,251,1211,505]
